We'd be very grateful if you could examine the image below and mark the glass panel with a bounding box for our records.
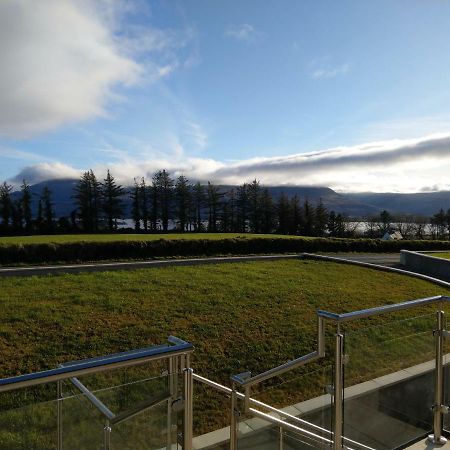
[251,365,333,436]
[68,366,179,450]
[343,313,436,450]
[60,382,105,449]
[442,314,450,434]
[233,363,333,450]
[193,380,230,446]
[0,384,59,450]
[0,352,187,449]
[236,407,329,450]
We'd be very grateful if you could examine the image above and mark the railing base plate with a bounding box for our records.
[427,434,447,446]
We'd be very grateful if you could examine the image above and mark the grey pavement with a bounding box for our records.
[0,252,402,277]
[323,252,401,267]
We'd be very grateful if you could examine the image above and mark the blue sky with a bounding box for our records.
[1,0,450,192]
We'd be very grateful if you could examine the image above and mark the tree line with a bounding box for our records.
[1,168,450,239]
[0,169,356,237]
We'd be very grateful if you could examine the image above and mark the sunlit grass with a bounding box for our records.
[0,259,447,436]
[424,252,450,260]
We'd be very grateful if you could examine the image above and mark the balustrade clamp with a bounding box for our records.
[172,397,184,412]
[432,404,450,415]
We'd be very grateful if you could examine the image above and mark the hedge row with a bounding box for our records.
[2,237,450,265]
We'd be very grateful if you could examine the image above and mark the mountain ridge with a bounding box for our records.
[9,178,450,218]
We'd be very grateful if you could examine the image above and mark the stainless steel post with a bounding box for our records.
[57,380,63,450]
[230,382,239,450]
[103,422,111,450]
[428,310,447,445]
[279,425,284,450]
[183,367,193,450]
[167,356,175,450]
[333,333,344,450]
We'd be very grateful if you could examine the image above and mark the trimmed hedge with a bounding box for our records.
[2,237,450,265]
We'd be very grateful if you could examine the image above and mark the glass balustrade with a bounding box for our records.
[0,338,193,450]
[343,313,436,449]
[2,297,450,450]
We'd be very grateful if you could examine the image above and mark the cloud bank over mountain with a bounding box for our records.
[10,133,450,193]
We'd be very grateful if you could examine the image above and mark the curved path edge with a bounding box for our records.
[0,254,301,277]
[302,253,450,290]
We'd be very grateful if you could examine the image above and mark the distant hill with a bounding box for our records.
[11,179,79,217]
[346,192,450,216]
[262,186,379,217]
[9,179,450,218]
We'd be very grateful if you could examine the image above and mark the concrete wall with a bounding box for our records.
[400,250,450,281]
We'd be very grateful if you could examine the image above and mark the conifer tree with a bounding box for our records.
[206,182,222,232]
[152,170,173,232]
[175,175,191,232]
[139,177,149,231]
[301,199,314,236]
[41,186,54,232]
[277,192,291,234]
[314,198,328,237]
[260,188,275,233]
[11,199,23,232]
[290,195,301,234]
[101,170,124,231]
[236,183,249,232]
[20,180,32,232]
[0,182,13,229]
[36,199,44,231]
[130,179,141,231]
[74,170,101,231]
[192,182,205,232]
[247,179,262,233]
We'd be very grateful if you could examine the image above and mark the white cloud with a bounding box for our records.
[9,133,450,193]
[0,0,190,138]
[185,121,208,150]
[224,24,263,43]
[12,162,81,184]
[0,146,46,162]
[308,58,351,79]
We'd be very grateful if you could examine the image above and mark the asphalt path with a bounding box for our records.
[324,253,401,267]
[0,253,401,277]
[0,254,302,277]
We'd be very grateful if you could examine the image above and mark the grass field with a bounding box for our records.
[424,251,450,259]
[0,232,312,245]
[1,259,446,380]
[0,259,447,439]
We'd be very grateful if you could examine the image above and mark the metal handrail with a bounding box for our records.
[193,373,375,450]
[232,295,449,389]
[0,336,193,393]
[231,351,321,387]
[318,294,448,322]
[232,315,326,388]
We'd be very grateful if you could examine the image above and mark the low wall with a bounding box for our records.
[401,250,450,281]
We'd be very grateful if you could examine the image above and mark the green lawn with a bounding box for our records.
[0,259,447,438]
[424,251,450,259]
[0,259,446,379]
[0,232,312,245]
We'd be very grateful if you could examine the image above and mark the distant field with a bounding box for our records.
[0,233,310,245]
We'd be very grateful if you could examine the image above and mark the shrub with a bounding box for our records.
[2,237,450,265]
